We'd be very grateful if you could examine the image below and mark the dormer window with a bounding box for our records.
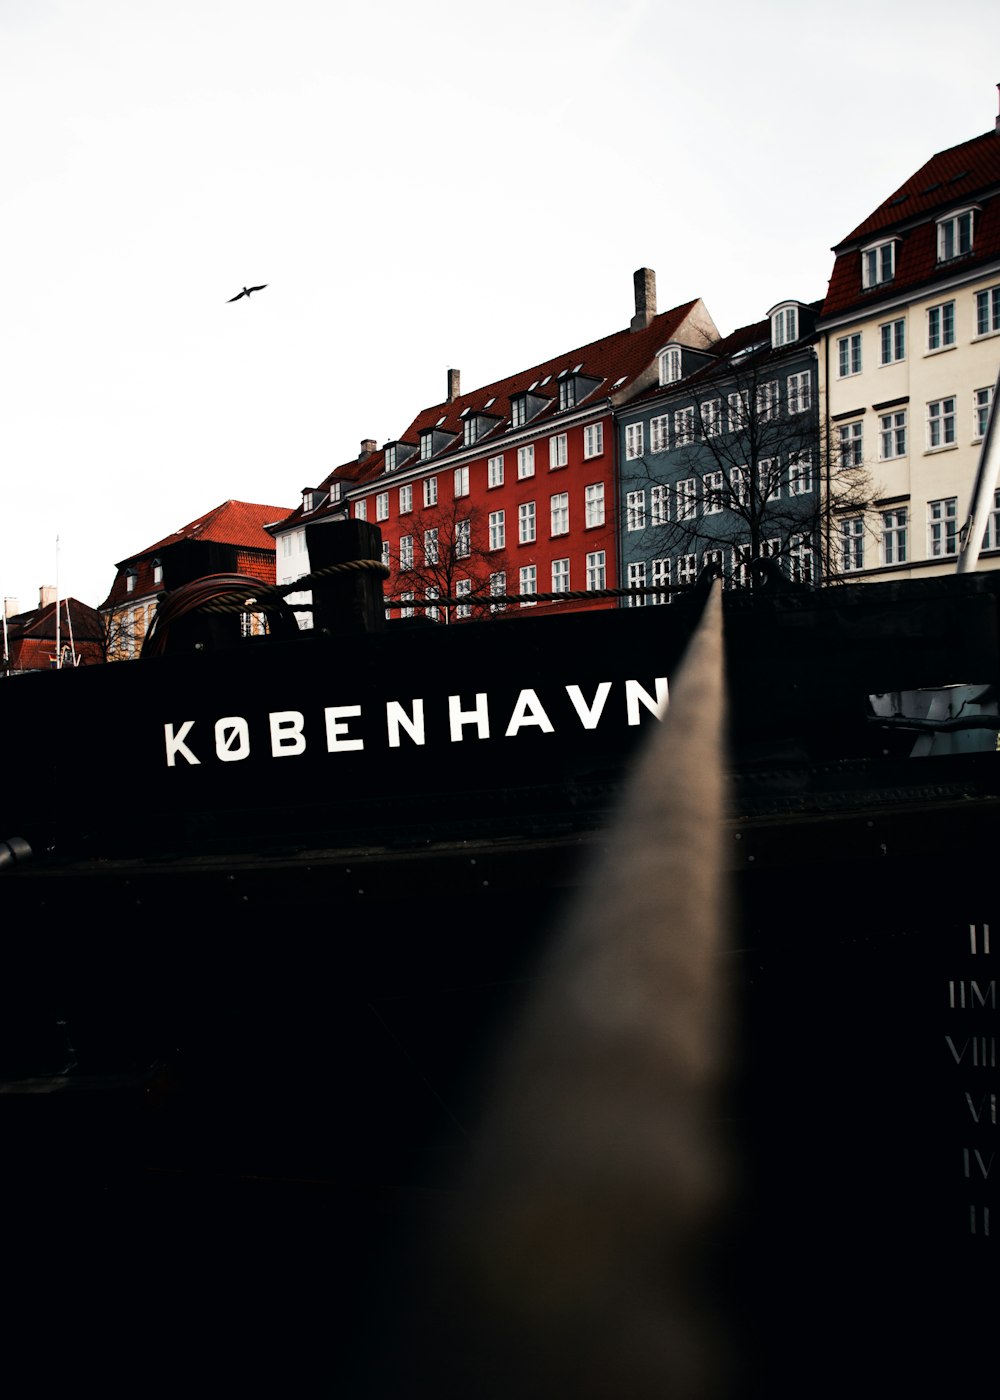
[463,417,479,447]
[556,370,601,412]
[126,569,138,594]
[937,208,975,262]
[420,432,434,462]
[302,489,325,513]
[861,239,897,289]
[152,558,163,585]
[329,482,342,503]
[462,409,501,447]
[658,346,682,385]
[770,304,798,347]
[510,390,550,429]
[558,376,576,411]
[385,445,397,472]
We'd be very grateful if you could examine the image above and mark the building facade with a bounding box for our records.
[616,301,831,598]
[818,123,1000,581]
[2,588,104,674]
[271,271,719,622]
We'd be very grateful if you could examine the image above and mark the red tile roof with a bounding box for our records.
[822,129,1000,320]
[3,598,105,672]
[272,298,712,528]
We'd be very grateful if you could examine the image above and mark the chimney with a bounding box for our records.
[359,439,377,459]
[4,597,19,620]
[630,267,657,332]
[447,368,461,402]
[39,585,57,609]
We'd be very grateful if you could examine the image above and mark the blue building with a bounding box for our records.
[616,301,840,599]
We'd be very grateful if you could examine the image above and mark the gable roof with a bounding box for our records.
[119,499,290,567]
[3,597,105,672]
[822,128,1000,320]
[270,296,717,530]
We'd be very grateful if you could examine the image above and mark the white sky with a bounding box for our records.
[2,0,997,610]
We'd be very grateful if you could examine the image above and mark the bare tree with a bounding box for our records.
[625,338,878,589]
[385,498,512,623]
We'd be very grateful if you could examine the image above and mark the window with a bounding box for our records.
[928,498,958,556]
[381,541,390,569]
[659,347,682,385]
[384,445,397,473]
[519,565,537,606]
[558,378,576,412]
[789,455,813,496]
[584,423,604,458]
[651,484,668,526]
[585,482,605,527]
[927,397,956,449]
[355,499,367,521]
[399,535,414,570]
[152,560,163,585]
[626,489,646,531]
[838,333,862,377]
[424,528,439,565]
[551,492,569,536]
[704,470,724,514]
[329,482,342,503]
[426,588,440,622]
[677,554,698,586]
[927,301,955,351]
[880,318,905,364]
[701,399,722,438]
[626,561,646,607]
[549,434,568,469]
[463,418,480,447]
[937,209,974,262]
[650,415,669,453]
[455,578,472,619]
[974,385,994,440]
[511,397,527,428]
[674,406,695,445]
[552,558,570,593]
[423,476,438,507]
[976,286,1000,337]
[677,478,698,519]
[489,510,505,550]
[420,434,434,462]
[733,543,753,590]
[881,508,908,565]
[489,572,506,613]
[789,535,814,584]
[839,421,864,468]
[840,517,864,572]
[586,551,606,590]
[126,569,137,593]
[772,305,798,346]
[625,423,644,460]
[730,466,749,507]
[518,500,536,544]
[703,547,724,574]
[983,491,1000,550]
[759,458,780,501]
[488,454,504,488]
[879,410,907,460]
[727,391,749,432]
[398,484,412,513]
[517,445,535,479]
[400,590,414,618]
[787,372,811,414]
[455,518,470,558]
[454,465,469,497]
[862,239,896,288]
[651,558,670,605]
[756,380,779,423]
[376,491,389,522]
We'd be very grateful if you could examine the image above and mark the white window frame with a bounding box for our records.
[423,528,439,565]
[839,421,864,469]
[879,318,905,365]
[375,491,389,522]
[928,498,958,557]
[881,508,908,565]
[879,410,907,460]
[625,423,644,460]
[974,385,995,441]
[658,347,682,385]
[789,535,814,584]
[937,209,974,262]
[651,484,668,526]
[518,500,536,544]
[487,455,504,488]
[650,415,669,453]
[585,482,605,528]
[455,518,471,559]
[756,380,779,423]
[453,465,469,498]
[400,590,414,619]
[551,558,570,593]
[398,484,412,514]
[423,475,438,508]
[583,423,604,459]
[927,301,955,351]
[550,492,569,537]
[786,372,811,414]
[976,286,1000,337]
[674,406,695,445]
[772,305,798,346]
[399,535,414,570]
[586,550,607,591]
[455,578,472,619]
[626,561,646,607]
[676,478,698,519]
[982,491,1000,550]
[703,470,724,514]
[549,433,568,469]
[355,500,367,521]
[840,517,865,573]
[701,399,721,438]
[729,466,748,508]
[489,510,506,550]
[489,571,507,613]
[926,397,956,450]
[517,445,535,479]
[519,564,537,607]
[426,588,440,622]
[862,239,896,288]
[759,457,781,501]
[788,455,813,496]
[626,489,646,531]
[838,333,862,378]
[651,557,670,605]
[727,390,749,433]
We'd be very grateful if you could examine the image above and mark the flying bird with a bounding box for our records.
[228,284,267,302]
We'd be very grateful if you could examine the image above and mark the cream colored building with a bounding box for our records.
[817,121,1000,580]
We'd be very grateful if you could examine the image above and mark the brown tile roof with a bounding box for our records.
[822,129,1000,320]
[269,298,711,528]
[3,598,105,672]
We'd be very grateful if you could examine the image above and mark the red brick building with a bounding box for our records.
[2,589,105,674]
[100,499,290,658]
[272,271,718,621]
